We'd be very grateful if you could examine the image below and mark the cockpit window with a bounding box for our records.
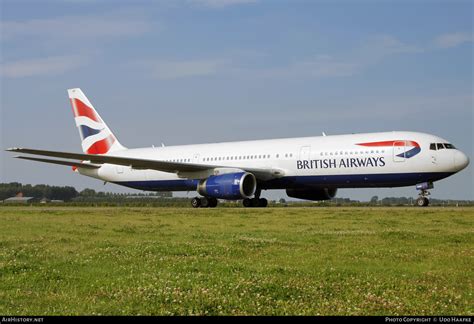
[431,143,456,150]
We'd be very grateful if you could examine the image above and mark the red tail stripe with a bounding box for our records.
[86,135,115,155]
[357,140,420,148]
[70,98,101,123]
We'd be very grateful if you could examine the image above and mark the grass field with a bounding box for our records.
[0,206,472,315]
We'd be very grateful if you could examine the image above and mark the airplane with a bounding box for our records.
[7,88,470,208]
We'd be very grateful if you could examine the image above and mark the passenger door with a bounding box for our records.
[297,146,311,174]
[393,141,406,162]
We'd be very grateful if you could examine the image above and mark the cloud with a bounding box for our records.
[137,34,436,81]
[140,55,358,80]
[188,0,257,8]
[365,35,422,55]
[434,32,473,49]
[2,11,152,42]
[142,59,229,79]
[236,35,420,80]
[1,55,90,78]
[241,55,360,79]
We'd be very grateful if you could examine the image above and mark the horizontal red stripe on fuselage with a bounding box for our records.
[357,140,420,148]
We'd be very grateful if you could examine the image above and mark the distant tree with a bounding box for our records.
[370,196,379,204]
[80,188,97,197]
[279,198,286,204]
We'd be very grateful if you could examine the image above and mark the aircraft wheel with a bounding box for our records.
[200,197,209,208]
[258,198,268,208]
[243,198,252,208]
[208,197,218,208]
[250,198,260,207]
[416,197,429,207]
[423,197,430,206]
[191,197,201,208]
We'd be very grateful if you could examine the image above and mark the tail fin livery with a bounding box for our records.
[68,88,126,155]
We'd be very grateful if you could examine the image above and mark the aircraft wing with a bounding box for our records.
[7,147,284,179]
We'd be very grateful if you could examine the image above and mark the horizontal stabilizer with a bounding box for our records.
[14,156,100,169]
[7,147,211,173]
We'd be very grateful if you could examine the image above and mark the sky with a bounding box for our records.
[1,0,473,201]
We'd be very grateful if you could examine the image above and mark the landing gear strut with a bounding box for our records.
[191,197,218,208]
[415,182,433,207]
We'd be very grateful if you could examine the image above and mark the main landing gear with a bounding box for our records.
[242,187,268,208]
[191,197,218,208]
[242,197,268,208]
[415,182,433,207]
[191,196,268,208]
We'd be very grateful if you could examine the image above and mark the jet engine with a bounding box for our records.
[197,172,257,200]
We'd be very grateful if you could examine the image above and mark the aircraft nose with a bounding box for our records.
[454,151,469,171]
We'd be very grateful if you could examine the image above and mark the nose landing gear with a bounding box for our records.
[415,182,433,207]
[416,195,430,207]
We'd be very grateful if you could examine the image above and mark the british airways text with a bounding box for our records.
[296,157,386,170]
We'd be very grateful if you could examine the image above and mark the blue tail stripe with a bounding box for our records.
[79,125,102,140]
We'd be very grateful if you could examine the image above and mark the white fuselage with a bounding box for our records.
[78,131,469,192]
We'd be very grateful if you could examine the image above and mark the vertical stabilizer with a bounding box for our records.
[68,88,126,154]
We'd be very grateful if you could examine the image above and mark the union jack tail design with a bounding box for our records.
[68,88,126,155]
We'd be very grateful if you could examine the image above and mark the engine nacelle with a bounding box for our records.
[286,188,337,201]
[197,172,257,200]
